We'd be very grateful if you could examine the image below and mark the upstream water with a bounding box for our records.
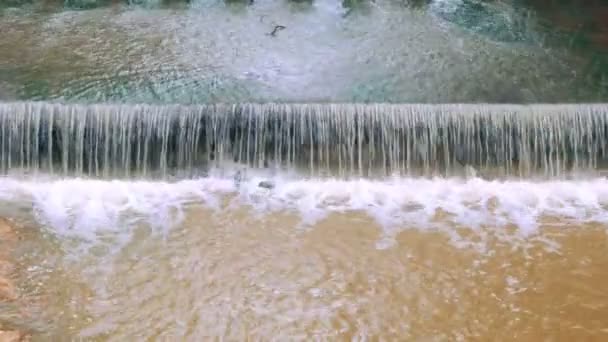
[0,0,606,103]
[1,0,608,340]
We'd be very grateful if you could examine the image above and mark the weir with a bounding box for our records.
[0,102,607,179]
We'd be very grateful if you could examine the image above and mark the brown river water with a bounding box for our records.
[1,176,608,340]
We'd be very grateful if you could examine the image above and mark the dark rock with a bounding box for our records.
[517,0,608,50]
[258,180,275,189]
[63,0,112,9]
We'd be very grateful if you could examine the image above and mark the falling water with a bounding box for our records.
[0,102,607,179]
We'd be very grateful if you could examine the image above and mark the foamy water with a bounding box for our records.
[6,174,608,340]
[2,175,608,251]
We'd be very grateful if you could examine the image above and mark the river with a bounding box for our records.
[1,0,608,340]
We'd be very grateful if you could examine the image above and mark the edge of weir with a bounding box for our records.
[1,101,608,108]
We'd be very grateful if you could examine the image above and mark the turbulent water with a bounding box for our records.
[1,103,608,340]
[2,0,608,340]
[4,175,608,339]
[2,102,608,179]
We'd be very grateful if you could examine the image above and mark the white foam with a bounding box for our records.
[0,177,236,244]
[1,175,608,248]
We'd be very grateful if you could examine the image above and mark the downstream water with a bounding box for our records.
[4,176,608,339]
[1,0,608,340]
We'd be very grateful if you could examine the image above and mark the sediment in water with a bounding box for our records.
[0,219,17,301]
[0,218,29,342]
[0,102,607,179]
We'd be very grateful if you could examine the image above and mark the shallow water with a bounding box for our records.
[1,176,608,339]
[0,0,606,103]
[2,0,608,339]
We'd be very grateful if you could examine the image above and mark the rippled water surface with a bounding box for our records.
[2,0,608,340]
[2,176,608,340]
[0,0,606,103]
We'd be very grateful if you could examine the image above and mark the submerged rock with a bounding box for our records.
[429,0,531,43]
[520,0,608,50]
[258,180,275,189]
[63,0,112,9]
[0,0,191,10]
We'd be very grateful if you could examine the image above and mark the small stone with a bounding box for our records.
[258,180,275,189]
[233,170,243,184]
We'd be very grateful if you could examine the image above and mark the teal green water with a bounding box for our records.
[0,0,606,103]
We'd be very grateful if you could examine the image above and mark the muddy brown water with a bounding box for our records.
[1,177,608,340]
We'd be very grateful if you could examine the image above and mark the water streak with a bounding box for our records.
[1,102,607,179]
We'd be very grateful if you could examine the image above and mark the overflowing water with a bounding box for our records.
[1,102,608,339]
[2,102,608,179]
